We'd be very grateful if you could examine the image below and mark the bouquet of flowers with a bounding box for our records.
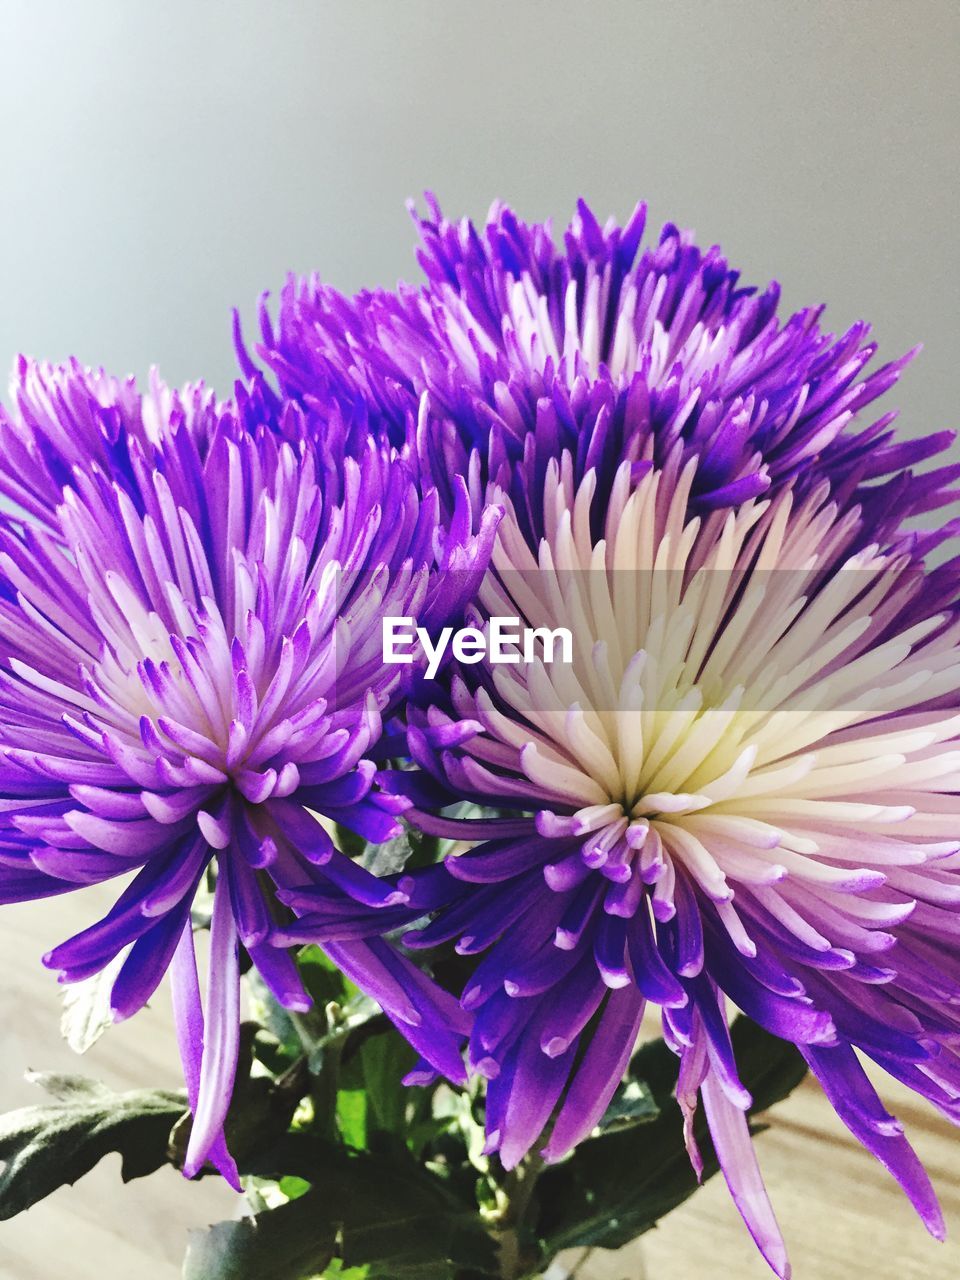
[1,197,958,1280]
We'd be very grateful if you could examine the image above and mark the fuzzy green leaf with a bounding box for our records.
[236,1135,500,1279]
[58,954,125,1054]
[0,1073,187,1219]
[183,1191,337,1280]
[358,1029,418,1136]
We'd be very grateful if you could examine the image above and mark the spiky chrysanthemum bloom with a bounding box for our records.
[372,453,960,1278]
[243,196,959,546]
[260,202,960,1277]
[0,359,498,1183]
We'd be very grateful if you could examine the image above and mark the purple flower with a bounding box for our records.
[264,201,960,1277]
[392,464,960,1277]
[244,195,959,545]
[0,358,498,1183]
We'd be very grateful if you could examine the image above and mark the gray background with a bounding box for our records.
[0,0,956,452]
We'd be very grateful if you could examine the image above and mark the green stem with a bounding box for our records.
[289,1009,324,1054]
[493,1153,545,1279]
[288,1010,343,1143]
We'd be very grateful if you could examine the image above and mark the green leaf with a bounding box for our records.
[594,1076,659,1134]
[183,1190,337,1280]
[170,1028,312,1174]
[358,1029,418,1136]
[358,828,419,877]
[533,1017,807,1260]
[238,1135,500,1279]
[278,1175,312,1202]
[59,953,125,1054]
[336,1089,368,1149]
[0,1073,187,1219]
[337,817,468,877]
[296,946,350,1010]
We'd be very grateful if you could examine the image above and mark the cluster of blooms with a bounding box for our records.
[2,198,959,1277]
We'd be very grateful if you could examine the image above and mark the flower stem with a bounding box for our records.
[493,1153,545,1279]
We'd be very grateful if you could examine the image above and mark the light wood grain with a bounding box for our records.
[1,891,958,1279]
[0,892,237,1280]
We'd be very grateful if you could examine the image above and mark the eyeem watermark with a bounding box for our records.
[383,617,573,680]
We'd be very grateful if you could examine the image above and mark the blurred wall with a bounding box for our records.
[0,0,956,448]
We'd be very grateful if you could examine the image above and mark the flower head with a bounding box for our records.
[395,458,960,1276]
[265,200,960,1277]
[0,358,498,1181]
[246,195,958,546]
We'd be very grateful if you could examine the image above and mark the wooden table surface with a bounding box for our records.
[1,891,958,1280]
